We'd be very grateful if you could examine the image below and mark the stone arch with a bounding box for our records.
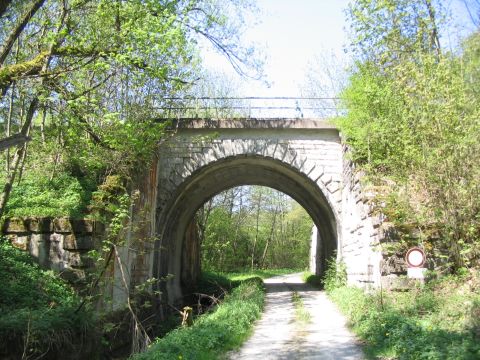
[154,154,340,303]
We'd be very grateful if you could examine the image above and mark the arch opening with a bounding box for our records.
[154,155,340,303]
[196,185,315,273]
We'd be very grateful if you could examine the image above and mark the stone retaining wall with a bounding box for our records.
[2,217,104,282]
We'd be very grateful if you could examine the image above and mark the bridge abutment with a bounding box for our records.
[117,119,385,306]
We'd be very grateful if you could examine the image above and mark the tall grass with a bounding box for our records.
[329,273,480,359]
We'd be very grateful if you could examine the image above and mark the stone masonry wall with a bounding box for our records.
[2,217,104,283]
[340,144,384,288]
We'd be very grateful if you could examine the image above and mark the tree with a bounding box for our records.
[0,0,262,219]
[338,0,480,271]
[199,186,313,272]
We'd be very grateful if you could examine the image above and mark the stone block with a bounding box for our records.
[9,234,29,250]
[381,275,418,291]
[63,234,95,250]
[67,251,83,267]
[29,234,51,268]
[71,219,95,234]
[2,217,28,233]
[60,268,86,283]
[53,218,95,234]
[26,217,53,233]
[53,218,73,233]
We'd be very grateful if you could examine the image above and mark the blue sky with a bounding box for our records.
[201,0,479,100]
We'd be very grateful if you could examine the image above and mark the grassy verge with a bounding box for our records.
[292,291,311,324]
[328,272,480,359]
[222,268,300,281]
[0,238,96,359]
[133,276,265,360]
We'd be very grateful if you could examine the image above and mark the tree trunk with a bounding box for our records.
[251,191,262,270]
[0,97,38,220]
[261,206,278,269]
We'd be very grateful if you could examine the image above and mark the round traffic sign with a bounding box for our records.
[406,247,426,268]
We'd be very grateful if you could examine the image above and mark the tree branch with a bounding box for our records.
[0,0,47,66]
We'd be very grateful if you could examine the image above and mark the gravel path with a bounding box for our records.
[229,273,364,360]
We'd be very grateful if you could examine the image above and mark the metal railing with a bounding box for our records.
[153,96,345,118]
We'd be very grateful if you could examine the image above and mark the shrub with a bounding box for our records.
[329,274,480,359]
[323,256,347,293]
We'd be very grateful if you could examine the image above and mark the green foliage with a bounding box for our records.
[225,268,300,281]
[4,172,95,218]
[329,272,480,359]
[89,174,127,222]
[322,256,347,293]
[133,277,265,360]
[200,186,313,272]
[302,271,323,288]
[0,238,96,358]
[339,1,480,270]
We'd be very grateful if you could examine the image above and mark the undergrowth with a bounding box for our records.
[4,172,95,218]
[133,276,265,360]
[329,271,480,359]
[0,238,96,359]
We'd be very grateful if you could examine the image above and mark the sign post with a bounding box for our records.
[405,247,427,280]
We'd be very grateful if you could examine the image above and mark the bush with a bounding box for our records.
[323,256,347,293]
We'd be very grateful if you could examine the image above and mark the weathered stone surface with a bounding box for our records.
[381,253,407,275]
[60,268,86,283]
[381,275,419,291]
[26,217,53,233]
[29,233,50,268]
[4,216,104,286]
[53,217,74,233]
[63,234,95,250]
[9,234,29,250]
[2,217,28,233]
[71,219,96,234]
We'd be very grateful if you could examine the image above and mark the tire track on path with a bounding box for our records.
[229,273,364,360]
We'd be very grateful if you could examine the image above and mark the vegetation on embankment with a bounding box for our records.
[334,0,480,271]
[322,257,480,360]
[133,274,265,360]
[0,238,97,359]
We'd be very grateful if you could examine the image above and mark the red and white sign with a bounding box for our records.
[405,247,426,268]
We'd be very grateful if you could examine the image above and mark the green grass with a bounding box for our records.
[329,272,480,360]
[133,276,265,360]
[292,291,311,324]
[222,268,300,281]
[0,238,96,359]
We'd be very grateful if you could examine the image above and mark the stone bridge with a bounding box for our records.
[114,118,385,306]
